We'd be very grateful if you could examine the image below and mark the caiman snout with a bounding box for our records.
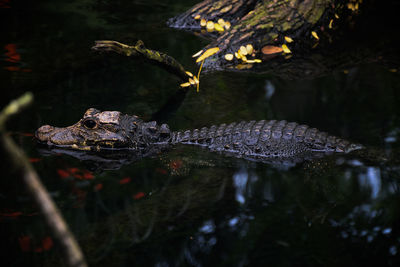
[35,125,55,143]
[35,125,77,146]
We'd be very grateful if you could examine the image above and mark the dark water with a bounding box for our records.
[1,0,400,266]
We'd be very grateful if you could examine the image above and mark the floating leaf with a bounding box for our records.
[42,237,53,251]
[284,36,294,43]
[206,21,214,30]
[235,52,240,59]
[133,192,145,200]
[180,82,191,87]
[214,23,224,32]
[311,31,319,40]
[200,18,207,27]
[192,50,203,58]
[246,59,262,63]
[225,53,234,61]
[119,177,131,184]
[240,46,248,55]
[281,44,291,54]
[262,45,283,55]
[196,47,220,62]
[194,14,201,20]
[94,183,103,191]
[217,18,225,27]
[329,19,333,29]
[246,44,254,54]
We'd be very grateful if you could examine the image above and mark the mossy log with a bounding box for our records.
[92,40,193,82]
[168,0,362,70]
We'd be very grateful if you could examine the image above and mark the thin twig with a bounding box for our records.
[0,93,88,267]
[92,40,192,81]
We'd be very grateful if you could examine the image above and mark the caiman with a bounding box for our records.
[35,108,363,163]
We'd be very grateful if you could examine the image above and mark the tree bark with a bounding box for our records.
[168,0,361,70]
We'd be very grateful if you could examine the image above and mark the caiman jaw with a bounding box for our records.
[35,125,86,149]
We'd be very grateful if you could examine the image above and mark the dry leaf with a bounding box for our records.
[196,47,220,62]
[311,31,319,40]
[261,45,283,55]
[281,44,291,54]
[284,36,294,43]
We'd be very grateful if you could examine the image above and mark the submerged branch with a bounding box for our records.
[0,93,88,267]
[92,40,193,82]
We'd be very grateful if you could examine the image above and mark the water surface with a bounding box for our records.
[1,0,400,266]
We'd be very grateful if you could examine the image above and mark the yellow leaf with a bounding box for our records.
[185,71,193,77]
[311,31,319,40]
[194,15,201,20]
[180,82,191,88]
[281,44,291,54]
[334,13,339,19]
[206,21,214,30]
[224,54,234,61]
[253,59,262,63]
[284,36,294,43]
[246,44,253,55]
[192,50,203,58]
[329,19,333,29]
[240,46,248,56]
[193,76,199,84]
[217,18,225,27]
[189,78,195,85]
[196,47,220,62]
[214,23,224,32]
[224,21,231,30]
[200,19,207,27]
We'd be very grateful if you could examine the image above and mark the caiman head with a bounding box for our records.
[35,108,171,151]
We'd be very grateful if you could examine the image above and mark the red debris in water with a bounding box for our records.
[20,132,34,137]
[0,211,22,218]
[4,66,20,71]
[57,169,70,179]
[119,177,131,184]
[155,168,167,175]
[169,159,183,170]
[19,236,31,252]
[67,167,80,174]
[94,183,103,191]
[42,237,53,251]
[133,192,145,200]
[57,168,94,180]
[4,44,20,62]
[83,170,94,180]
[29,158,41,163]
[34,247,43,253]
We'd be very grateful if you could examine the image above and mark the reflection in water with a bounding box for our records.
[233,167,248,204]
[264,80,275,100]
[358,167,381,199]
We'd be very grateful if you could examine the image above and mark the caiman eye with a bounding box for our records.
[82,119,97,129]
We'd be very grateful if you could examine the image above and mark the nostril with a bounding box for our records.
[35,125,55,141]
[37,125,55,134]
